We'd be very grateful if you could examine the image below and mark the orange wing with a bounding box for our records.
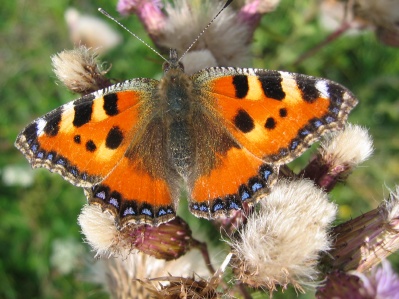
[187,67,357,218]
[16,79,176,226]
[196,67,358,164]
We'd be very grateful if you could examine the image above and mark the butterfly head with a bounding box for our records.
[163,49,184,74]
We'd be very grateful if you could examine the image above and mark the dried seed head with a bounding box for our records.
[229,180,337,292]
[51,46,112,95]
[139,275,221,299]
[302,124,373,191]
[90,250,213,299]
[320,124,373,168]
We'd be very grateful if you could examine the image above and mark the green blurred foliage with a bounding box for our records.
[1,0,399,298]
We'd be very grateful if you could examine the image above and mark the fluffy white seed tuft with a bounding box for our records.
[78,204,119,257]
[320,124,374,167]
[230,179,337,291]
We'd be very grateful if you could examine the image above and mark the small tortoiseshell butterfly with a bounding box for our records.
[15,7,357,227]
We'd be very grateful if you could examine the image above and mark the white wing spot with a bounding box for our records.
[279,71,294,81]
[36,118,47,135]
[315,80,329,97]
[63,101,74,111]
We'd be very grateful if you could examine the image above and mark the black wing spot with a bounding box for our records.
[265,117,276,129]
[295,75,320,103]
[234,109,254,133]
[24,122,39,139]
[232,75,249,99]
[44,113,61,136]
[86,140,97,152]
[74,135,81,144]
[258,71,285,100]
[279,108,288,118]
[103,93,119,116]
[73,101,93,127]
[106,126,124,149]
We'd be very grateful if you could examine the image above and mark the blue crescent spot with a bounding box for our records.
[290,140,299,150]
[158,209,167,216]
[331,107,340,115]
[262,170,272,180]
[313,120,323,128]
[56,158,66,166]
[31,144,38,153]
[325,116,335,123]
[109,198,119,208]
[241,191,250,201]
[95,191,106,200]
[251,182,262,192]
[213,203,224,212]
[229,201,240,210]
[123,207,135,216]
[199,205,208,212]
[141,208,153,217]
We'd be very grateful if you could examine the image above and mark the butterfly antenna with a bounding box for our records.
[98,8,168,63]
[178,0,233,62]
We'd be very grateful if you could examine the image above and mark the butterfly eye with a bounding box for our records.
[163,62,171,73]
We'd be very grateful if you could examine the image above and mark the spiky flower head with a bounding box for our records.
[317,261,399,299]
[322,186,399,273]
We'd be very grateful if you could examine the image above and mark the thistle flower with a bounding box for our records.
[115,0,282,72]
[51,46,112,95]
[159,0,252,70]
[301,124,373,191]
[316,261,399,299]
[322,186,399,273]
[78,204,193,260]
[179,50,218,75]
[116,0,259,71]
[117,0,166,36]
[65,8,122,54]
[356,260,399,299]
[237,0,281,29]
[124,216,193,260]
[229,179,337,292]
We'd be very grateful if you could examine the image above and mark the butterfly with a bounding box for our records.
[15,46,357,227]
